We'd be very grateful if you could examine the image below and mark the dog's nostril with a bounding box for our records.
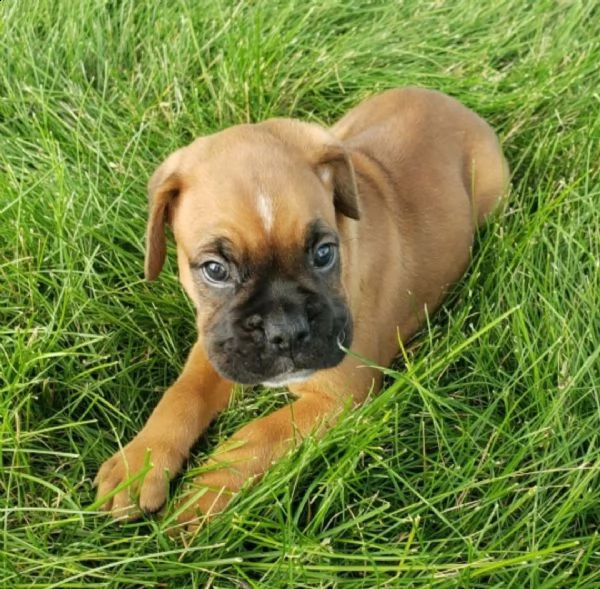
[268,329,309,351]
[276,338,291,352]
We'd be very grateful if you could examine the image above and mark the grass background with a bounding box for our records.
[1,0,599,586]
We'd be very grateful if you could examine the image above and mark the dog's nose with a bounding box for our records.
[264,311,310,352]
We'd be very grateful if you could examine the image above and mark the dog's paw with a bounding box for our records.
[167,475,237,535]
[93,436,185,520]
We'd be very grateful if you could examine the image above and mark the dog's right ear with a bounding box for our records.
[145,150,183,281]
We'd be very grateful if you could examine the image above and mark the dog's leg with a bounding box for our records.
[172,359,379,532]
[94,342,233,518]
[171,388,345,531]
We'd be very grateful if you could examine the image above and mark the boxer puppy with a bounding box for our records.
[94,87,508,530]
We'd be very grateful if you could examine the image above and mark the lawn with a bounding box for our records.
[1,0,599,586]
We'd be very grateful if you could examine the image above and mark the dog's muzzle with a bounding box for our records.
[206,292,352,385]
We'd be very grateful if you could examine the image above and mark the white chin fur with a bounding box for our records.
[261,369,315,388]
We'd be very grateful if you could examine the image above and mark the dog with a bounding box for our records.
[94,87,508,530]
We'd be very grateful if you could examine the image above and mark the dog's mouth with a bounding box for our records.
[260,369,316,388]
[208,322,352,386]
[260,328,349,386]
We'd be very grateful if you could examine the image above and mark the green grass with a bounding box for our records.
[1,0,599,586]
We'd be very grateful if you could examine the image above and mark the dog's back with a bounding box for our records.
[332,87,509,226]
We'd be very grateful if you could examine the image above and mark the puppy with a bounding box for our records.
[94,87,508,530]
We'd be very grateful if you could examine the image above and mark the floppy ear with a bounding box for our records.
[145,151,183,281]
[314,144,360,220]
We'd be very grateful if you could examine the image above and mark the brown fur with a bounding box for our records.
[94,87,508,530]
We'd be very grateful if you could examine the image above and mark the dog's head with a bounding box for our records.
[144,119,360,386]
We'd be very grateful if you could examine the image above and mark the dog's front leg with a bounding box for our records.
[94,342,233,519]
[172,387,348,532]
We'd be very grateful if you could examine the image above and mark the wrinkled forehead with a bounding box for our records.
[171,142,338,263]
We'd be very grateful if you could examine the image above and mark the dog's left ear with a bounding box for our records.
[145,150,183,281]
[314,144,361,220]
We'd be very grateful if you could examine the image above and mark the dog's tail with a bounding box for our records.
[467,122,510,226]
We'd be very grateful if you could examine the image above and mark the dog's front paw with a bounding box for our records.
[94,436,185,520]
[169,472,239,534]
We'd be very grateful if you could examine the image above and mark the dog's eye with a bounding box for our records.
[313,243,337,270]
[201,260,230,284]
